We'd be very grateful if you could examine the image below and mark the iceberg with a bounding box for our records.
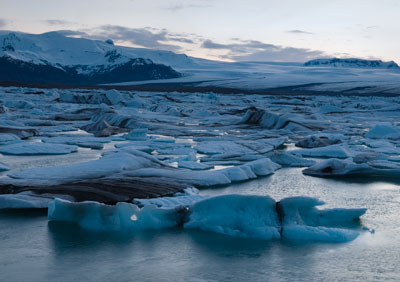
[267,151,316,167]
[303,158,400,178]
[292,144,350,159]
[124,158,280,187]
[185,194,281,240]
[48,194,366,243]
[8,150,162,181]
[0,142,78,155]
[278,196,366,242]
[365,124,400,140]
[0,133,20,145]
[0,162,9,172]
[0,192,73,209]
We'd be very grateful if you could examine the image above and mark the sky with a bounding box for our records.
[1,0,399,63]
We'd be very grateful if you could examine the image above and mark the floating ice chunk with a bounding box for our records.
[124,128,148,141]
[0,192,73,209]
[125,95,146,108]
[119,144,154,153]
[365,124,400,140]
[319,105,343,114]
[0,192,51,209]
[363,139,399,154]
[0,133,20,145]
[195,141,255,155]
[303,158,400,178]
[5,100,34,109]
[8,150,161,180]
[367,160,400,169]
[278,196,366,242]
[282,225,360,243]
[134,188,207,209]
[125,158,279,187]
[81,120,124,137]
[303,159,370,177]
[295,135,341,148]
[185,195,281,240]
[178,161,214,170]
[240,109,312,131]
[0,142,78,155]
[267,151,316,167]
[105,89,123,105]
[0,162,9,172]
[47,194,366,243]
[48,199,183,231]
[292,144,350,158]
[352,152,388,164]
[243,158,281,176]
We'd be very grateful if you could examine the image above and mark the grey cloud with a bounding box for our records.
[165,3,213,11]
[0,19,6,28]
[45,19,73,26]
[55,30,89,37]
[202,39,325,62]
[84,25,189,51]
[287,30,313,35]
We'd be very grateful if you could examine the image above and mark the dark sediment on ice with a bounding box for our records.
[0,177,187,205]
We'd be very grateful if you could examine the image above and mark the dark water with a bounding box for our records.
[1,168,400,282]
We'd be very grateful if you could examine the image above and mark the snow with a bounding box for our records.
[2,31,400,94]
[0,142,78,155]
[0,31,195,70]
[304,58,399,69]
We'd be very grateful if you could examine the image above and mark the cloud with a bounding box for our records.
[45,19,74,26]
[165,3,213,11]
[55,30,89,37]
[83,25,192,51]
[201,39,326,62]
[287,29,313,35]
[0,19,6,28]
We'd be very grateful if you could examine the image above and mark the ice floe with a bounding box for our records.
[0,142,78,155]
[365,124,400,140]
[292,144,351,159]
[303,158,400,178]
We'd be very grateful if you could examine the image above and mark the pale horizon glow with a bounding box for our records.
[1,0,399,63]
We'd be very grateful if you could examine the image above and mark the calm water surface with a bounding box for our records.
[1,168,400,282]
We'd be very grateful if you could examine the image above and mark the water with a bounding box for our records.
[1,168,399,281]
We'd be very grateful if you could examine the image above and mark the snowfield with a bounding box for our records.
[2,85,400,241]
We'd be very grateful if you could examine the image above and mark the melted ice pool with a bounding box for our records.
[1,168,399,282]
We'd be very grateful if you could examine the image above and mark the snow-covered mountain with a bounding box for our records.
[0,31,196,84]
[304,58,400,69]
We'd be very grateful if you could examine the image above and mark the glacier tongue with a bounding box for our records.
[48,194,366,243]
